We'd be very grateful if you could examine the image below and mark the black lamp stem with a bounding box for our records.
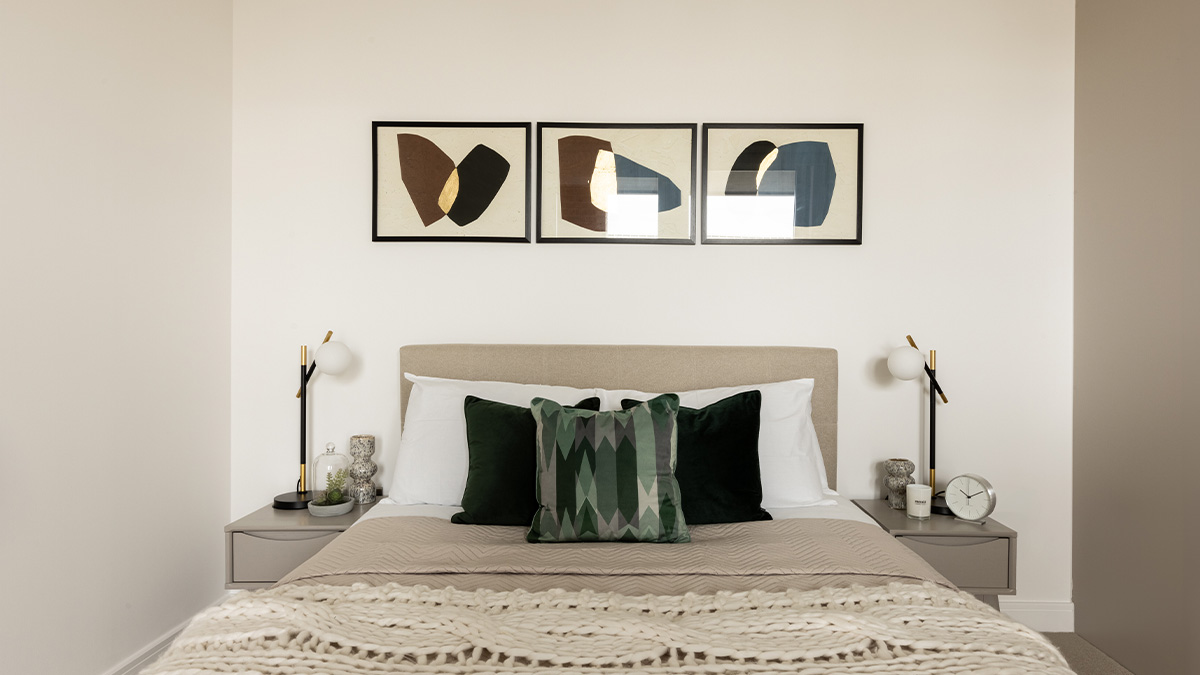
[274,344,317,509]
[927,349,952,516]
[299,356,307,492]
[929,361,936,489]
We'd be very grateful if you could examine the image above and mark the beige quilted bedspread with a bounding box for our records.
[279,516,954,595]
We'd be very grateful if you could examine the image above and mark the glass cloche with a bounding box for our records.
[312,442,351,508]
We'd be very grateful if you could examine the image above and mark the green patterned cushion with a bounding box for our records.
[527,393,689,543]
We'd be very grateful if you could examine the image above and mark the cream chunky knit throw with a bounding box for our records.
[145,581,1072,674]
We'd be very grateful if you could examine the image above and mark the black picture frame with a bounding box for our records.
[701,123,863,245]
[373,121,531,242]
[537,122,697,244]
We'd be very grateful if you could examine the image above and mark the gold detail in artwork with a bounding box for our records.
[438,169,461,214]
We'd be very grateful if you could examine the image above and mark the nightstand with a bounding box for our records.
[853,499,1016,608]
[225,502,377,589]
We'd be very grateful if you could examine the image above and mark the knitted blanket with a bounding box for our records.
[145,581,1072,674]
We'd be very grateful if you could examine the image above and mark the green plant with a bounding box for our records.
[314,468,349,506]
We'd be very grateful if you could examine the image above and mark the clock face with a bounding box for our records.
[945,474,995,521]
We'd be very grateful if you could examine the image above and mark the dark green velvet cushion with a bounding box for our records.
[451,395,601,526]
[527,394,689,543]
[621,390,770,524]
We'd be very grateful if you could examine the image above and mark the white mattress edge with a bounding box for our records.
[357,493,879,528]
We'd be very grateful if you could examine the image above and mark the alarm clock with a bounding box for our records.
[944,473,997,522]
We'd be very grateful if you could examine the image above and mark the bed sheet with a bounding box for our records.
[357,491,876,527]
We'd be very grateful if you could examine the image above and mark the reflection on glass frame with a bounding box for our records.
[537,123,696,244]
[702,124,863,245]
[373,121,531,242]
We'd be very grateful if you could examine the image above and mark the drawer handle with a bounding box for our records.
[903,536,999,547]
[239,531,336,542]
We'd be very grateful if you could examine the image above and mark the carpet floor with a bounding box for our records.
[1044,633,1134,675]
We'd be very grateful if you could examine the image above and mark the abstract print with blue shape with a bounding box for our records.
[726,140,837,228]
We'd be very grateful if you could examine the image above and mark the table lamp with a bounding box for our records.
[888,335,952,516]
[273,331,352,509]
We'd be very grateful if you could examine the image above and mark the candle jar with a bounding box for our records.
[907,484,932,519]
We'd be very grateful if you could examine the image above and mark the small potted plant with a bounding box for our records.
[309,443,354,516]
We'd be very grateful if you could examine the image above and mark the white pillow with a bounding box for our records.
[599,379,829,508]
[389,374,601,506]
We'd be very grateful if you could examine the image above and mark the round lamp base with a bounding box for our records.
[273,490,313,510]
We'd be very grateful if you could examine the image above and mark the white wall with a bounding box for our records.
[0,2,232,673]
[232,0,1074,613]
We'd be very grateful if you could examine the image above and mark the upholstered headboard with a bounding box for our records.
[398,344,838,490]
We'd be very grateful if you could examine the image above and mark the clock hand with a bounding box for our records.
[959,489,971,498]
[968,491,984,498]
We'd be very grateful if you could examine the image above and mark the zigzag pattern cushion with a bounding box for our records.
[527,394,689,543]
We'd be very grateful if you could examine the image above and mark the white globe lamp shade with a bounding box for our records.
[315,340,351,376]
[887,345,925,380]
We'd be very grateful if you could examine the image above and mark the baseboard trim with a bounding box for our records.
[999,599,1075,632]
[103,592,233,675]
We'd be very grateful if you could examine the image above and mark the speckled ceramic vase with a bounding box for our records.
[884,458,916,509]
[348,434,378,504]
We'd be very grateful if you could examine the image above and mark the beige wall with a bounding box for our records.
[1075,0,1199,672]
[231,0,1077,626]
[0,2,232,673]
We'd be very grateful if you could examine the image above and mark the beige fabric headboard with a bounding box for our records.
[398,344,838,490]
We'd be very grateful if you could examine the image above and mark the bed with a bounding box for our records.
[147,344,1072,674]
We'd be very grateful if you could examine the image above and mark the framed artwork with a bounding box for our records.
[537,123,696,244]
[373,122,531,242]
[702,123,863,245]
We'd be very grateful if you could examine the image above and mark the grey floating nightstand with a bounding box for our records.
[225,502,377,589]
[853,498,1016,608]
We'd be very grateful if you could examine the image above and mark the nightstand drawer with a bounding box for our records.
[230,531,340,583]
[898,535,1010,591]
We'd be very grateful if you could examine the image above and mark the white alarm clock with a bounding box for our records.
[944,473,997,522]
